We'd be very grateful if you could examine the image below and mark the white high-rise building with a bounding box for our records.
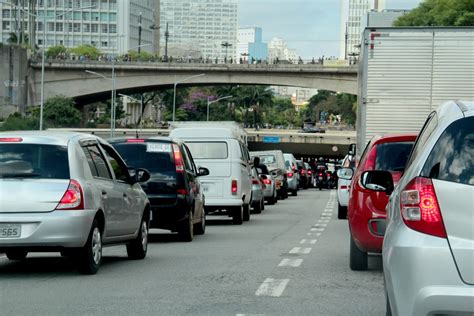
[268,37,298,62]
[160,0,238,60]
[0,0,159,54]
[339,0,385,59]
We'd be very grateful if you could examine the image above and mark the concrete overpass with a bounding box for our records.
[49,128,356,158]
[27,60,358,106]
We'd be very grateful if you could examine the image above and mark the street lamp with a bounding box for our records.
[221,42,232,63]
[172,74,205,122]
[0,1,95,130]
[207,95,232,122]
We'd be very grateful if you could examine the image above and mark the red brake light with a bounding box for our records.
[127,139,145,143]
[252,179,260,185]
[231,180,238,194]
[365,146,377,170]
[172,144,185,173]
[177,188,187,195]
[56,180,84,210]
[0,138,23,142]
[307,170,312,175]
[287,172,294,178]
[319,172,323,176]
[400,177,446,238]
[263,178,272,185]
[300,170,305,175]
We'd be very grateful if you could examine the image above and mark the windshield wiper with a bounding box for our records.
[0,173,41,178]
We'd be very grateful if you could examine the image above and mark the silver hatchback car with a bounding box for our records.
[360,101,474,315]
[0,132,151,274]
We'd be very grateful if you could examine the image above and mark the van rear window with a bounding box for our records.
[375,142,414,172]
[0,144,69,179]
[185,142,228,159]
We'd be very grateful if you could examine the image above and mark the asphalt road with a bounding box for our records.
[0,189,384,316]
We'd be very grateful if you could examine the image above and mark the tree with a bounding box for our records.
[7,32,28,46]
[46,45,67,58]
[394,0,474,26]
[40,95,82,128]
[70,44,101,60]
[0,112,38,131]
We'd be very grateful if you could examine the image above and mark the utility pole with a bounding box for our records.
[138,12,142,54]
[164,22,169,61]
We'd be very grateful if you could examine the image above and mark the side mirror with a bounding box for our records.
[197,167,210,177]
[360,170,394,195]
[348,143,356,156]
[337,167,354,180]
[129,168,151,184]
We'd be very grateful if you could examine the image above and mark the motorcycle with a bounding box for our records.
[326,171,337,189]
[316,171,327,190]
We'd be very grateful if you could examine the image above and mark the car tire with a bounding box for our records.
[77,219,102,275]
[243,204,251,221]
[350,235,368,271]
[261,199,265,211]
[6,249,28,260]
[338,203,347,219]
[253,200,262,214]
[292,189,298,196]
[178,212,194,242]
[194,208,206,235]
[127,215,149,259]
[232,206,243,225]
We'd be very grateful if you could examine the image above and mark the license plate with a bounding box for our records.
[0,224,21,238]
[318,176,323,180]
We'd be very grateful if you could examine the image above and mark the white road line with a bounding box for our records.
[324,209,333,212]
[307,233,312,236]
[313,223,327,227]
[255,278,290,297]
[289,247,312,254]
[311,228,325,232]
[316,233,322,236]
[300,239,317,244]
[321,215,332,218]
[278,258,303,267]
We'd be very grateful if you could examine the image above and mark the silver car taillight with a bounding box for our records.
[56,179,84,210]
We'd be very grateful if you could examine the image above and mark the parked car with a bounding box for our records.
[250,167,265,214]
[169,124,252,225]
[0,132,151,275]
[250,150,288,199]
[339,133,417,271]
[284,153,299,196]
[110,137,209,242]
[372,101,473,316]
[337,154,356,219]
[297,160,309,189]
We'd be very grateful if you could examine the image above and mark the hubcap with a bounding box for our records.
[141,221,148,251]
[91,228,102,265]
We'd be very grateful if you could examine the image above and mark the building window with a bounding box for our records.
[56,22,63,32]
[91,24,98,33]
[2,21,10,31]
[2,9,10,18]
[109,24,116,33]
[73,23,80,32]
[101,24,108,33]
[83,24,90,32]
[101,41,108,47]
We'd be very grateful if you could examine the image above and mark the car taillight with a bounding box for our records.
[177,188,187,195]
[400,177,446,238]
[300,170,305,175]
[252,179,260,185]
[231,180,238,194]
[172,144,185,173]
[307,170,312,175]
[263,178,272,185]
[365,146,377,170]
[0,137,23,142]
[287,172,294,178]
[56,180,84,210]
[319,172,323,177]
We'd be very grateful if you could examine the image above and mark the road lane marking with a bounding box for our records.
[289,247,312,254]
[255,278,290,297]
[316,233,322,236]
[307,233,312,236]
[324,209,333,212]
[278,258,303,267]
[311,228,325,232]
[313,223,327,227]
[300,239,317,244]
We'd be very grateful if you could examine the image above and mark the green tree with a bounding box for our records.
[40,95,82,128]
[70,44,101,60]
[0,112,38,131]
[7,32,28,45]
[394,0,474,26]
[46,45,67,58]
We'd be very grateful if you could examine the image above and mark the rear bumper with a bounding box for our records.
[205,198,243,208]
[262,186,274,197]
[0,209,96,249]
[149,197,190,229]
[287,177,298,190]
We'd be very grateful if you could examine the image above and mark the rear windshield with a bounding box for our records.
[375,142,414,171]
[185,142,228,159]
[259,155,277,165]
[112,142,175,173]
[0,144,69,179]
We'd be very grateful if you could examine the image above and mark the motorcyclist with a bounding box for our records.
[314,157,328,189]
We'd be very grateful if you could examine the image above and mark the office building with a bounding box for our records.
[160,0,238,60]
[236,26,268,63]
[0,0,158,54]
[268,37,298,62]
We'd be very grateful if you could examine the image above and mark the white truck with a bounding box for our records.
[356,27,474,154]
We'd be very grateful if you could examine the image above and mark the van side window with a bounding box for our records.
[183,145,197,173]
[181,145,194,173]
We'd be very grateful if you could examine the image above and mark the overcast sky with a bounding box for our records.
[238,0,422,59]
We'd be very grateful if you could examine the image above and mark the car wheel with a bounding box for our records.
[261,199,265,211]
[232,206,243,225]
[77,219,102,275]
[292,189,298,196]
[243,204,251,221]
[194,208,206,235]
[127,215,149,259]
[253,200,262,214]
[178,212,194,242]
[6,249,28,260]
[338,203,347,219]
[350,235,368,271]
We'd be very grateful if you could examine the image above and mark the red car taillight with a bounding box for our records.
[400,177,446,238]
[263,178,272,185]
[126,139,145,143]
[307,170,313,175]
[172,144,185,173]
[287,172,294,178]
[56,179,84,210]
[318,172,323,177]
[0,137,23,142]
[252,179,260,185]
[231,180,238,194]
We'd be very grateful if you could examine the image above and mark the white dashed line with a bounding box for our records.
[307,233,313,236]
[311,228,325,232]
[300,239,317,244]
[289,247,312,254]
[278,258,303,267]
[313,223,327,227]
[255,278,290,297]
[324,209,333,212]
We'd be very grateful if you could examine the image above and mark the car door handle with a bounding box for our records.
[101,190,108,199]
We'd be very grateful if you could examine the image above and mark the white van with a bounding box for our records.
[169,123,252,225]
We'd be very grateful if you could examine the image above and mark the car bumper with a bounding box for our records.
[149,198,190,229]
[262,186,274,197]
[205,198,243,208]
[0,209,96,249]
[383,225,474,316]
[287,177,298,190]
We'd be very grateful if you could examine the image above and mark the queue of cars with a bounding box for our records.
[337,101,474,315]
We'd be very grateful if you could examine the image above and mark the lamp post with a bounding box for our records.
[163,22,169,61]
[221,42,232,62]
[172,74,205,122]
[207,95,232,122]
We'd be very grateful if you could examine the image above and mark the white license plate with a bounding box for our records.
[0,224,21,238]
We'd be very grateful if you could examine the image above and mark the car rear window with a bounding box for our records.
[375,142,414,172]
[112,142,176,173]
[421,116,474,185]
[185,142,228,159]
[260,155,277,165]
[0,144,69,179]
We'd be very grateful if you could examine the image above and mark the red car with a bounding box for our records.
[346,134,417,270]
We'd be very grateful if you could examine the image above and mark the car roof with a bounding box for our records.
[0,131,99,146]
[109,136,176,144]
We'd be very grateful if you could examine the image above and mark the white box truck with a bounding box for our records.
[356,27,474,154]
